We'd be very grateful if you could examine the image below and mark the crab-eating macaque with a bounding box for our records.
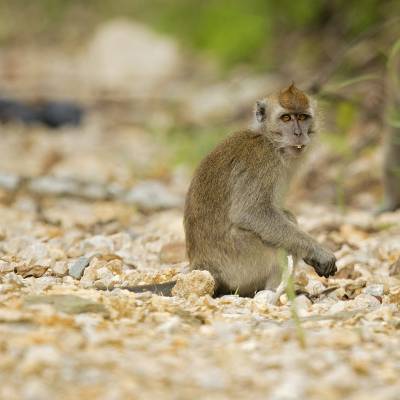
[184,83,336,296]
[103,84,337,297]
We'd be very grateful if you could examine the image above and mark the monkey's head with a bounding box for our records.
[255,83,316,157]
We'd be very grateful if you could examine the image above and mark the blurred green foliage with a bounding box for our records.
[158,126,228,168]
[1,0,398,69]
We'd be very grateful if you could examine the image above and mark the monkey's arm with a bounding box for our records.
[229,176,336,277]
[283,209,297,224]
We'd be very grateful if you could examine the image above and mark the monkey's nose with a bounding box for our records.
[294,131,302,136]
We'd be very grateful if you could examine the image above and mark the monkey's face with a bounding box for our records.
[255,84,316,157]
[255,101,315,156]
[274,111,314,155]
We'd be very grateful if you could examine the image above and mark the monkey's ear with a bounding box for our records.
[255,100,267,123]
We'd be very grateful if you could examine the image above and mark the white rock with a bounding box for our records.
[28,176,79,196]
[62,276,75,285]
[254,290,278,305]
[96,267,114,281]
[293,295,312,314]
[68,257,90,279]
[305,279,326,296]
[0,172,21,190]
[19,242,49,264]
[279,293,288,305]
[3,272,25,287]
[52,261,68,277]
[328,300,349,314]
[354,293,381,309]
[0,262,14,274]
[82,235,114,255]
[363,284,384,297]
[29,276,57,290]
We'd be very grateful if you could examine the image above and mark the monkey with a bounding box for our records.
[100,83,337,297]
[183,83,336,296]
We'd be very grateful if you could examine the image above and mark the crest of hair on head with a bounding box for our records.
[278,83,309,111]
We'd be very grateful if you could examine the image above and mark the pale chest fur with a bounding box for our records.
[273,154,304,206]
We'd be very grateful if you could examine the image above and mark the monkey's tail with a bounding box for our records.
[98,280,177,296]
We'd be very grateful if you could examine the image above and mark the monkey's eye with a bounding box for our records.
[280,114,291,122]
[297,114,308,121]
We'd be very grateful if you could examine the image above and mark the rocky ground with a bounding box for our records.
[0,18,399,400]
[0,119,399,400]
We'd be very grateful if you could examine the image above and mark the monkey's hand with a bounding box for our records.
[304,246,337,278]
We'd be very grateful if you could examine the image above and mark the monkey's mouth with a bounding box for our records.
[292,145,306,153]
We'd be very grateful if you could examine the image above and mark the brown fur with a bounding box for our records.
[278,83,309,111]
[184,88,336,296]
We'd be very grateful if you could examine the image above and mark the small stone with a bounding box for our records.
[0,173,21,190]
[305,279,326,296]
[105,259,123,275]
[82,235,114,255]
[159,241,187,264]
[19,242,49,264]
[94,280,115,290]
[62,276,75,285]
[68,257,90,279]
[171,270,215,298]
[80,257,106,287]
[279,293,288,305]
[48,247,65,262]
[353,293,381,309]
[0,284,15,294]
[30,276,57,291]
[363,284,384,297]
[0,262,14,274]
[293,294,312,311]
[15,264,49,278]
[328,300,348,314]
[254,290,278,306]
[3,272,25,287]
[52,261,68,277]
[96,266,114,281]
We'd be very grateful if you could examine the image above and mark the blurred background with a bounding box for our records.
[0,0,399,212]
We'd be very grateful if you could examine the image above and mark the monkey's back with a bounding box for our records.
[184,129,274,278]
